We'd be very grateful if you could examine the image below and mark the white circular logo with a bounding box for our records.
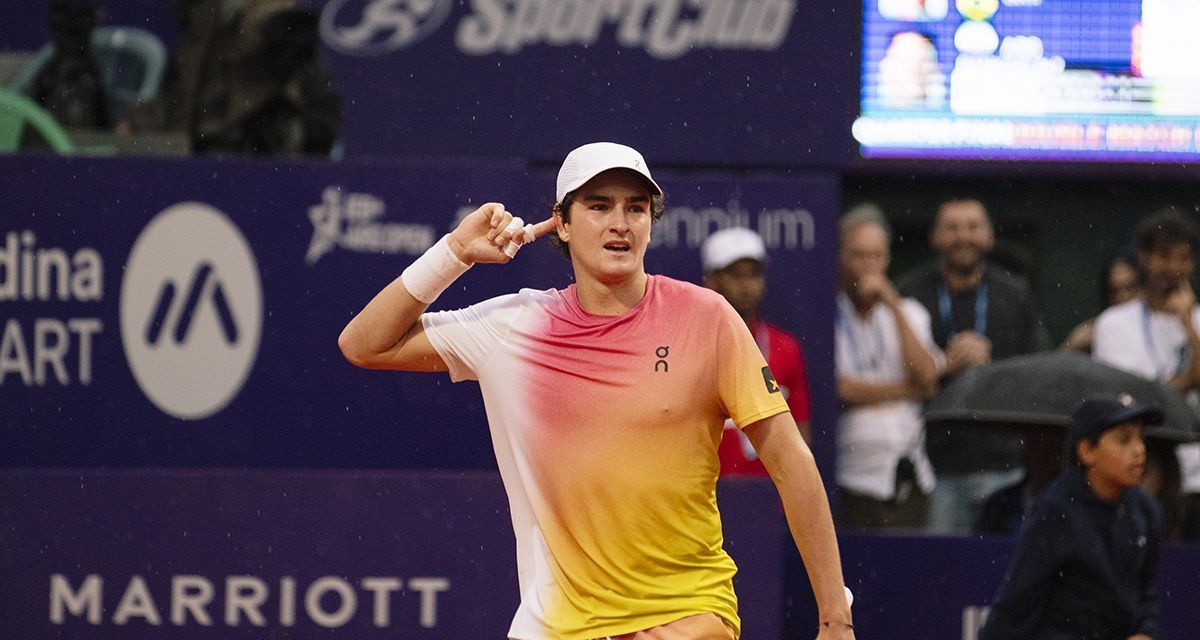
[320,0,453,56]
[120,203,263,420]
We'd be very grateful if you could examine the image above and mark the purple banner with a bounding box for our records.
[0,470,783,638]
[0,154,840,479]
[826,533,1200,639]
[6,469,1199,639]
[0,1,858,167]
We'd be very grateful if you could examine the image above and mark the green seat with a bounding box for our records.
[0,87,74,153]
[9,26,167,122]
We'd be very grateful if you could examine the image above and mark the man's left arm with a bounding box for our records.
[745,411,854,639]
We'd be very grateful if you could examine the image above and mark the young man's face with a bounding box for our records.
[556,169,654,287]
[1077,422,1147,497]
[930,200,994,273]
[1139,242,1193,296]
[705,258,765,320]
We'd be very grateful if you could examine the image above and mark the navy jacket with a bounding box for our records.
[980,467,1163,640]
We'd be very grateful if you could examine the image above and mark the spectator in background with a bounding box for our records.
[1094,208,1200,542]
[1142,436,1187,541]
[701,227,813,475]
[1061,255,1141,353]
[898,197,1050,534]
[975,424,1064,536]
[128,0,340,156]
[31,0,112,129]
[979,254,1142,535]
[835,205,940,530]
[979,394,1163,640]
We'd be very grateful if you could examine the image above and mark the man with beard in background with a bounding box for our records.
[1094,208,1200,541]
[898,197,1050,534]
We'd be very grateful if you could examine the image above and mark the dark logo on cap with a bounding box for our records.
[762,366,780,394]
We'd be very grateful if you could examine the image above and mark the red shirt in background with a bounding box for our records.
[717,320,811,475]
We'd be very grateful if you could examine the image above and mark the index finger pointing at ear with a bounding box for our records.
[525,216,558,240]
[511,216,559,246]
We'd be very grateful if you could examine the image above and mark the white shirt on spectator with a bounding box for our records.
[1094,298,1200,493]
[835,293,937,501]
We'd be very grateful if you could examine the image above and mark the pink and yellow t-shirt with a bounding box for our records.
[421,275,789,639]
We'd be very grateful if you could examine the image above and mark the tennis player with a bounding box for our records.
[339,142,854,639]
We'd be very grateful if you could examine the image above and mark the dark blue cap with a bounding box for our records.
[1069,393,1163,451]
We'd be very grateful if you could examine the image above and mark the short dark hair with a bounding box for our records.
[1136,208,1200,255]
[547,186,666,258]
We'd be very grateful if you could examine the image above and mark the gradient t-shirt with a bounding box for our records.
[421,275,789,639]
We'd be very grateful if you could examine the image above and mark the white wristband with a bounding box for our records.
[401,234,471,304]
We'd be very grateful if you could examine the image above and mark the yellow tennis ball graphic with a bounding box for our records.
[957,0,999,21]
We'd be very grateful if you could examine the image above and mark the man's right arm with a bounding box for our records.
[338,203,554,371]
[338,272,442,371]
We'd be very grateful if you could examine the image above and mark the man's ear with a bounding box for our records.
[1076,439,1097,467]
[553,204,570,242]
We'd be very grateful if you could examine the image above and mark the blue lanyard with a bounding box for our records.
[1141,300,1189,379]
[937,280,988,341]
[836,297,886,375]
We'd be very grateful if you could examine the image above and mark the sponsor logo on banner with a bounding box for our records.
[49,573,450,629]
[119,203,263,420]
[651,200,815,250]
[321,0,796,59]
[321,0,455,55]
[307,186,436,264]
[0,231,104,387]
[456,0,796,59]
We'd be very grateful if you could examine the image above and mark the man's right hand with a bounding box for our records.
[448,203,556,265]
[1166,284,1196,322]
[854,273,901,307]
[944,330,991,375]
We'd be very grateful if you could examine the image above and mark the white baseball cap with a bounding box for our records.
[556,142,663,203]
[702,227,767,273]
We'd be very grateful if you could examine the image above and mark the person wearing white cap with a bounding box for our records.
[701,227,813,475]
[339,142,854,639]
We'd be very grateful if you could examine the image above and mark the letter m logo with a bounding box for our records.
[144,263,238,346]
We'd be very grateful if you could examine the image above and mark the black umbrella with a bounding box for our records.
[924,351,1200,443]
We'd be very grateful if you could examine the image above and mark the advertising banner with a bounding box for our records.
[5,470,1200,639]
[0,154,840,474]
[0,470,783,638]
[832,533,1200,640]
[0,1,858,167]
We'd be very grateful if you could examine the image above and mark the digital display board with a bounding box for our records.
[854,0,1200,162]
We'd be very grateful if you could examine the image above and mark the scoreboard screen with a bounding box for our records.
[854,0,1200,162]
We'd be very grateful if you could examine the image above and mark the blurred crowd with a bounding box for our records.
[826,198,1200,543]
[701,196,1200,544]
[21,0,340,156]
